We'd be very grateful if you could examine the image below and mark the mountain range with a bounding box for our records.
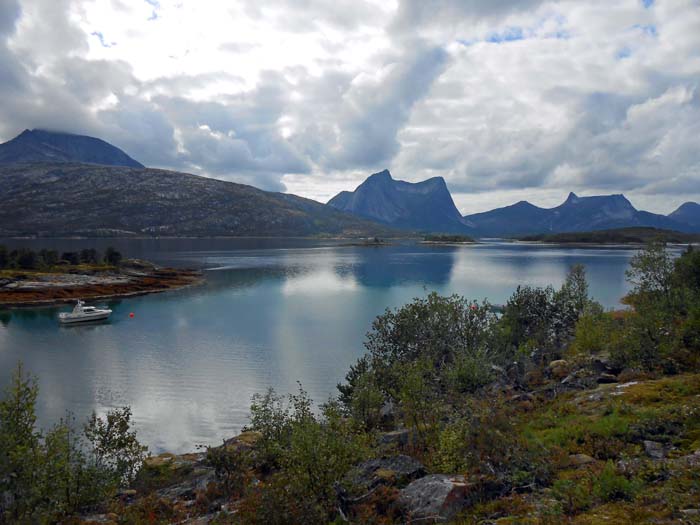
[1,129,698,238]
[0,129,144,168]
[329,172,700,237]
[463,192,693,237]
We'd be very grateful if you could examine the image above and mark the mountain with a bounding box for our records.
[0,163,397,237]
[327,170,472,233]
[0,129,144,168]
[669,202,700,229]
[464,192,691,237]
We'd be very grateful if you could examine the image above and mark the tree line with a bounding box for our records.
[0,246,122,270]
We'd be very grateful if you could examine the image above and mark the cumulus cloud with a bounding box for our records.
[0,0,699,210]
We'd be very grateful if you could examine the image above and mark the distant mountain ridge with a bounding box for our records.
[329,171,700,237]
[0,129,144,168]
[0,163,397,238]
[669,202,700,230]
[464,192,696,236]
[327,170,472,233]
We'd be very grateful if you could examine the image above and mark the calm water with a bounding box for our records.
[0,238,644,453]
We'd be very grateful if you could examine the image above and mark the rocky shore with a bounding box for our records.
[0,260,202,307]
[79,365,700,524]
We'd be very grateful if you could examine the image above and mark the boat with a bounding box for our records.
[58,299,112,324]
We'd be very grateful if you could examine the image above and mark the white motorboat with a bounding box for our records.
[59,299,112,324]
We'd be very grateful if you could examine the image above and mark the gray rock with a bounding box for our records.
[157,467,216,501]
[379,428,412,447]
[597,373,619,384]
[346,455,426,491]
[568,453,596,466]
[643,440,667,460]
[399,474,474,522]
[379,400,396,428]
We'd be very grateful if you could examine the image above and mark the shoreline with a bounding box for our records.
[0,267,203,308]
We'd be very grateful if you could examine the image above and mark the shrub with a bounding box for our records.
[592,461,641,502]
[552,478,592,515]
[244,387,370,523]
[0,363,147,522]
[206,443,251,497]
[363,293,497,395]
[84,406,148,486]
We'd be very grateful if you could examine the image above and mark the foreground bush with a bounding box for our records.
[0,364,147,523]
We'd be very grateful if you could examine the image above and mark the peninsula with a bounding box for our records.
[0,246,201,307]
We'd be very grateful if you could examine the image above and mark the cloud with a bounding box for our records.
[0,0,699,213]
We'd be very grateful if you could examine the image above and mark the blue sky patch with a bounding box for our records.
[616,47,632,59]
[487,27,525,43]
[634,24,657,36]
[91,31,115,48]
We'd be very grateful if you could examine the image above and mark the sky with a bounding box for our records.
[0,0,699,215]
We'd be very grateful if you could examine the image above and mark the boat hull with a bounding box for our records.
[59,311,112,324]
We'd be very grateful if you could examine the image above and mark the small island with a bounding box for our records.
[519,227,700,245]
[421,234,476,244]
[0,245,201,307]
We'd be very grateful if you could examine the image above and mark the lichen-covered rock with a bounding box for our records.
[399,474,473,522]
[643,440,667,460]
[548,359,570,379]
[568,453,596,467]
[346,455,426,491]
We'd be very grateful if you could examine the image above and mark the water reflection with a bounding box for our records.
[0,239,641,453]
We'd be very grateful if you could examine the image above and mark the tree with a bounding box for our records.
[103,246,122,266]
[625,242,675,309]
[84,407,148,486]
[38,249,59,268]
[61,251,80,265]
[0,363,41,521]
[362,293,496,395]
[79,248,100,265]
[0,245,7,269]
[14,248,37,270]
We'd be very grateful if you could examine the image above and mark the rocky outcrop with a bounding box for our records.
[346,455,426,492]
[399,474,473,522]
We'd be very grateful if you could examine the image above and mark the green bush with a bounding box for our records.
[206,443,251,497]
[592,461,641,502]
[552,478,592,515]
[0,363,147,522]
[244,386,370,524]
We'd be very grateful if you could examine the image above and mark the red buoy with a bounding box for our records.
[129,312,135,318]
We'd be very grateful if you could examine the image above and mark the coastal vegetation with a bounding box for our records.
[1,242,699,523]
[0,245,123,272]
[422,234,475,243]
[519,227,700,245]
